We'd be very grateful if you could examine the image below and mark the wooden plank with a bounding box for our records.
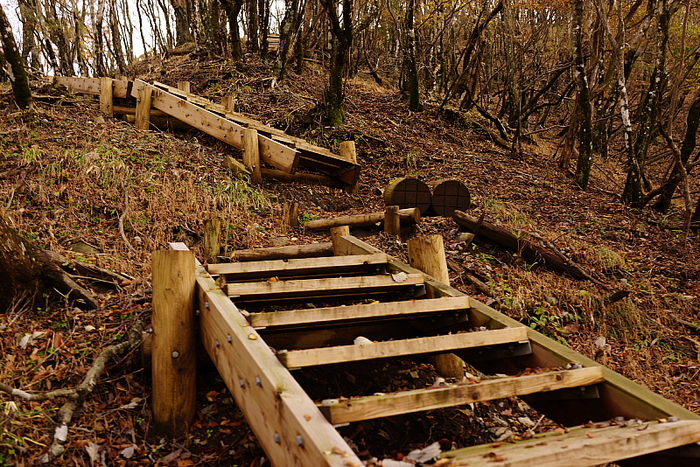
[53,76,131,99]
[135,85,152,130]
[444,420,700,467]
[249,295,471,328]
[208,253,388,279]
[277,327,529,368]
[321,367,604,425]
[131,80,300,173]
[193,251,362,466]
[231,242,334,261]
[335,235,700,424]
[225,274,424,301]
[99,77,114,116]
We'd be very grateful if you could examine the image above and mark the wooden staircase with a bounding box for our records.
[158,236,700,467]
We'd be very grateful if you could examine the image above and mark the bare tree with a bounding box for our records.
[0,3,32,108]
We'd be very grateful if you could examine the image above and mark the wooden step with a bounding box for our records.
[320,366,604,425]
[277,327,529,368]
[443,419,700,467]
[248,296,470,329]
[225,273,425,304]
[207,253,389,281]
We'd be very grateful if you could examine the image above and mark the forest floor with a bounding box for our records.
[1,53,699,466]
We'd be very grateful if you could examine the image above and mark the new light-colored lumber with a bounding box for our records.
[243,128,263,183]
[277,327,528,368]
[321,367,604,424]
[339,141,359,193]
[225,274,424,301]
[131,80,300,173]
[99,77,113,116]
[151,249,197,438]
[248,295,470,329]
[135,84,153,130]
[54,76,130,98]
[191,247,363,467]
[303,207,420,230]
[208,253,388,279]
[230,242,334,261]
[331,225,351,255]
[444,420,700,467]
[335,235,700,425]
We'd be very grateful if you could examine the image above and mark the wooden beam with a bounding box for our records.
[99,77,113,116]
[444,420,700,467]
[248,295,471,329]
[135,84,152,130]
[230,243,334,261]
[203,217,221,264]
[302,208,420,230]
[339,141,359,193]
[208,253,388,280]
[193,250,363,466]
[331,226,350,255]
[243,128,263,184]
[131,80,300,173]
[225,274,424,302]
[277,327,528,368]
[260,168,345,188]
[321,367,604,424]
[151,249,197,438]
[384,205,401,237]
[54,76,131,98]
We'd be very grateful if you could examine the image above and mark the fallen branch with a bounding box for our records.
[0,322,144,463]
[44,250,128,286]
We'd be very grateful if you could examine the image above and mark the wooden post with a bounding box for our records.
[223,96,236,112]
[384,205,401,237]
[243,129,263,184]
[99,77,113,117]
[151,249,197,438]
[340,141,359,194]
[407,235,464,379]
[177,80,191,93]
[203,217,222,264]
[135,85,152,130]
[331,226,351,255]
[282,202,299,232]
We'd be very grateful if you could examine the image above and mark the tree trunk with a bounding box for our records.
[0,215,97,312]
[573,0,594,189]
[170,0,192,46]
[403,0,420,111]
[320,0,353,126]
[275,0,300,80]
[0,4,32,109]
[220,0,244,60]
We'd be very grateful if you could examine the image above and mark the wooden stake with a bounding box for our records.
[340,141,359,194]
[99,77,113,117]
[223,96,236,111]
[331,226,350,255]
[384,205,401,237]
[177,80,191,93]
[282,202,299,232]
[243,129,263,184]
[407,234,464,378]
[151,249,197,438]
[204,217,222,264]
[135,85,152,130]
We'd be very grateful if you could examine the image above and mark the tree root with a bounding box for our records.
[0,322,144,463]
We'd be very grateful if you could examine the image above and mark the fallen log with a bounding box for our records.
[303,207,420,230]
[230,242,334,261]
[452,210,600,282]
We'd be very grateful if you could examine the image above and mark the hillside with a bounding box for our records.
[1,55,699,466]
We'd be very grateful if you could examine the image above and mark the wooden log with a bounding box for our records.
[230,242,334,261]
[452,210,594,281]
[203,217,221,264]
[135,85,152,130]
[223,156,251,177]
[151,249,197,438]
[431,179,470,217]
[384,205,401,237]
[99,77,113,116]
[243,128,263,184]
[321,367,604,424]
[282,202,299,232]
[331,226,350,255]
[278,327,529,368]
[260,168,345,188]
[383,177,432,214]
[303,207,420,230]
[177,80,191,93]
[407,234,463,378]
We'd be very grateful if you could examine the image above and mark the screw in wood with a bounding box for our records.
[255,377,262,387]
[239,379,246,388]
[295,435,304,447]
[171,351,180,358]
[274,433,281,444]
[227,335,232,343]
[215,340,220,348]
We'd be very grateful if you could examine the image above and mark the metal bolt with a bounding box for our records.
[215,340,220,348]
[227,335,232,343]
[205,302,210,309]
[195,309,200,316]
[255,377,262,387]
[239,379,246,388]
[273,433,281,444]
[295,435,304,447]
[172,351,180,358]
